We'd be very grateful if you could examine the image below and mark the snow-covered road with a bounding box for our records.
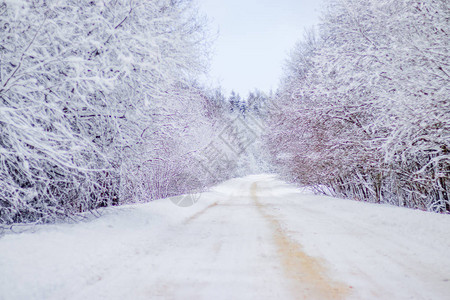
[1,174,450,300]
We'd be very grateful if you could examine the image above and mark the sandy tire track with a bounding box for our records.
[251,182,351,299]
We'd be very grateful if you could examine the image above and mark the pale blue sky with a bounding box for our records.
[197,0,323,97]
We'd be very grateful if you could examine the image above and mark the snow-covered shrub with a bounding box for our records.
[0,0,216,224]
[265,0,450,212]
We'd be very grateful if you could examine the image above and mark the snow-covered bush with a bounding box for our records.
[265,0,450,212]
[0,0,217,224]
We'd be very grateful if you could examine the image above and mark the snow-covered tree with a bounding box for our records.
[0,0,216,224]
[265,0,449,212]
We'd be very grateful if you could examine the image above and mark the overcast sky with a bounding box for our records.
[197,0,323,97]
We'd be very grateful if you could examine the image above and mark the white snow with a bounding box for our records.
[1,174,450,299]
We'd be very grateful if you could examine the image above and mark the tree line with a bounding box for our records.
[265,0,449,212]
[0,0,239,224]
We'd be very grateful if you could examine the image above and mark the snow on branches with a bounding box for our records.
[265,0,450,212]
[0,0,216,224]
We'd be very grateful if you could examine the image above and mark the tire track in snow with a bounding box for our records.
[183,202,218,224]
[251,182,350,299]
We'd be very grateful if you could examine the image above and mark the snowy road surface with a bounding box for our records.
[1,174,450,300]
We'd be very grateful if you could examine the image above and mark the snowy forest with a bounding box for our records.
[0,0,449,225]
